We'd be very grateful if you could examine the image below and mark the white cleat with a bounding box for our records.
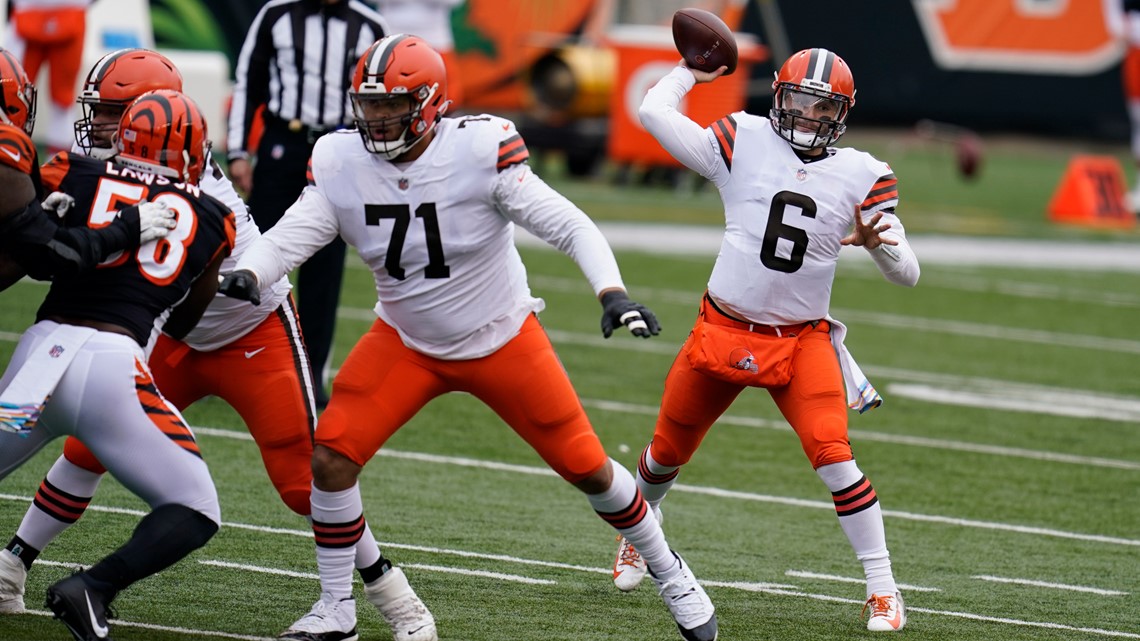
[278,597,359,641]
[612,535,648,592]
[864,591,906,632]
[611,504,661,592]
[364,567,437,641]
[650,553,717,641]
[0,550,26,614]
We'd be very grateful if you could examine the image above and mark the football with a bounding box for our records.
[671,8,739,75]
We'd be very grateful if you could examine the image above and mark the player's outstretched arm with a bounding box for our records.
[217,269,261,306]
[599,289,661,339]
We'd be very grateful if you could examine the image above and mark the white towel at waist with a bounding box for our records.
[825,316,882,414]
[0,323,97,435]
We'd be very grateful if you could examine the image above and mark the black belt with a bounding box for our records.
[264,113,342,144]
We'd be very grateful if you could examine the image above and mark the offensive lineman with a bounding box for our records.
[218,35,718,641]
[610,49,919,633]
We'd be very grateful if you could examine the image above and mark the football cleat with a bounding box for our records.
[278,597,359,641]
[364,567,437,641]
[45,572,117,641]
[612,535,647,592]
[0,549,26,613]
[649,553,718,641]
[863,591,906,632]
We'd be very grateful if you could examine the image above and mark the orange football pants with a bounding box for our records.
[62,300,316,515]
[317,314,607,484]
[650,313,852,470]
[11,7,85,107]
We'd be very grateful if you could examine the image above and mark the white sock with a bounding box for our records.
[18,456,103,551]
[310,482,366,601]
[636,443,680,510]
[587,459,680,580]
[817,460,897,598]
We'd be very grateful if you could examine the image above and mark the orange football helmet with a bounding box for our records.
[349,34,450,159]
[0,47,38,136]
[116,90,209,184]
[770,48,856,150]
[75,49,183,158]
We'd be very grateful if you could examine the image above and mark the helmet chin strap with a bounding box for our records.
[88,145,117,160]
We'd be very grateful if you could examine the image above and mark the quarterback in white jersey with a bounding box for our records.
[0,50,427,637]
[220,35,719,641]
[610,49,918,633]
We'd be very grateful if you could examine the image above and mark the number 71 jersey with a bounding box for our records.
[35,152,236,346]
[301,115,539,357]
[705,115,901,325]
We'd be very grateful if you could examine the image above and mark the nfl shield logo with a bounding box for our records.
[398,178,409,190]
[796,168,808,181]
[48,345,64,358]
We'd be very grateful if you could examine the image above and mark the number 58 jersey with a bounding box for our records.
[35,152,237,347]
[704,115,902,326]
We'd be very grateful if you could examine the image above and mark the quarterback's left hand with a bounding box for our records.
[600,290,661,339]
[841,205,898,251]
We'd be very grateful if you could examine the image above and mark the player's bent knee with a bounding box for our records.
[311,444,362,491]
[62,437,107,474]
[646,434,693,467]
[550,431,607,483]
[810,442,854,469]
[279,488,312,516]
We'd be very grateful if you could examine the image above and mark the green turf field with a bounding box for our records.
[0,141,1138,640]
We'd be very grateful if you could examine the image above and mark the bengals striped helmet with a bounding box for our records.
[349,34,450,159]
[75,49,183,158]
[116,90,208,184]
[770,48,856,150]
[0,47,37,136]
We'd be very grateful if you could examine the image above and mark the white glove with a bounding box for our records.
[138,201,177,243]
[42,191,76,218]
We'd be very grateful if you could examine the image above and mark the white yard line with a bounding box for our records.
[6,483,1130,638]
[785,570,941,592]
[972,575,1130,596]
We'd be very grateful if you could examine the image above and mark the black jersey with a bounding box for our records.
[35,153,236,346]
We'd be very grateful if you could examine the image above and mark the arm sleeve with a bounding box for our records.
[865,212,920,287]
[493,163,625,295]
[0,200,138,279]
[638,66,725,183]
[235,185,342,286]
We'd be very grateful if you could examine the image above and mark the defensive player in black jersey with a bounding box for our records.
[0,89,236,641]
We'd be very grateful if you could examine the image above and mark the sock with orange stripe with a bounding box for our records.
[11,457,103,565]
[305,512,389,581]
[635,443,680,511]
[588,459,680,581]
[818,460,898,598]
[311,482,367,601]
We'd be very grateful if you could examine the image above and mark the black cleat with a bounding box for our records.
[45,572,117,641]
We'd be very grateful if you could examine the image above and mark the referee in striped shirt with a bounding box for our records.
[226,0,387,408]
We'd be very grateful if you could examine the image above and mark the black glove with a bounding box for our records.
[600,290,661,339]
[218,269,261,306]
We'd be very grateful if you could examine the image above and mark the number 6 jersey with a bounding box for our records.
[640,66,919,326]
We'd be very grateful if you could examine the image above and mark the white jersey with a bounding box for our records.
[640,66,919,325]
[180,160,291,352]
[238,115,626,360]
